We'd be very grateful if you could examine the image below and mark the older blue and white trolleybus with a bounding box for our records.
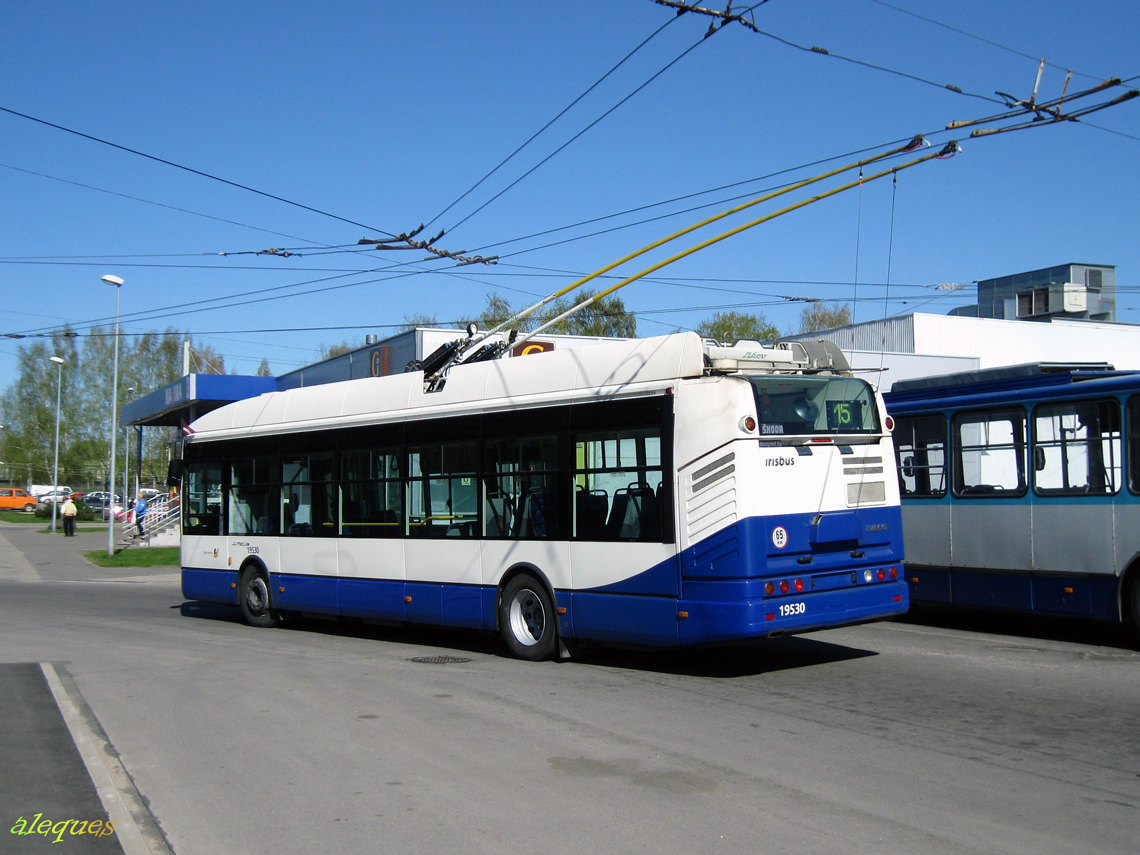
[174,332,907,658]
[885,363,1140,635]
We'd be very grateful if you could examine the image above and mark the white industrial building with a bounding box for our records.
[784,312,1140,391]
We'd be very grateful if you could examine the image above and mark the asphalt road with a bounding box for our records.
[1,521,1138,855]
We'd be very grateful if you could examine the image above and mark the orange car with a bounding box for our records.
[0,487,37,513]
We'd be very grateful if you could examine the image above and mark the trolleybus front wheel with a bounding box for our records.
[239,565,278,629]
[499,574,557,661]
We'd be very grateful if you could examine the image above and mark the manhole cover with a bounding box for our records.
[408,655,473,665]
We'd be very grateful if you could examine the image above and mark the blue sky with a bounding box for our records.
[2,0,1137,390]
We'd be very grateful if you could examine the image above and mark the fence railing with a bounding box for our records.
[119,497,181,547]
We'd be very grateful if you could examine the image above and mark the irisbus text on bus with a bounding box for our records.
[171,332,907,659]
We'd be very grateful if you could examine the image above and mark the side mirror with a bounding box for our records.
[167,459,185,488]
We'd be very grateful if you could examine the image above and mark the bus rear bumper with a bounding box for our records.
[677,580,909,645]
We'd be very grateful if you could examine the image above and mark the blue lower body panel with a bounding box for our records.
[183,567,238,605]
[906,565,1121,622]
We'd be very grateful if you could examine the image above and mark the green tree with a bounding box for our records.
[469,293,518,332]
[464,291,637,339]
[316,340,358,361]
[537,289,636,338]
[398,312,440,333]
[797,302,852,334]
[3,327,235,492]
[255,358,272,377]
[695,311,780,344]
[0,329,81,487]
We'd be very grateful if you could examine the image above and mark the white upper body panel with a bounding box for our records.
[188,332,707,442]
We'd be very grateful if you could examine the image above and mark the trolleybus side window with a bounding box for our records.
[341,448,403,538]
[282,452,336,536]
[893,414,947,497]
[184,460,223,535]
[230,455,280,535]
[1033,400,1122,495]
[952,408,1027,496]
[1128,397,1140,495]
[574,427,663,541]
[482,435,560,539]
[408,442,478,538]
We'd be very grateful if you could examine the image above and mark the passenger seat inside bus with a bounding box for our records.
[575,488,608,539]
[606,483,658,541]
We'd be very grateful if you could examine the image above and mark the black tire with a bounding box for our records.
[499,574,558,661]
[1129,574,1140,642]
[239,565,278,629]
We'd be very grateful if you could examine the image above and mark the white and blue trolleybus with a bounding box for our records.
[174,332,908,658]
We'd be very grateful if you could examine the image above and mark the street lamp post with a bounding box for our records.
[124,386,134,509]
[50,356,64,533]
[103,274,123,555]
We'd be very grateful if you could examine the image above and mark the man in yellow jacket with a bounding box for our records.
[61,496,78,537]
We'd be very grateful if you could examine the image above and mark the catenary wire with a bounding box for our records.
[443,24,721,235]
[0,162,328,246]
[0,105,397,237]
[867,0,1110,82]
[424,12,681,231]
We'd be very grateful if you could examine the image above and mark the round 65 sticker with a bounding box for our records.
[771,526,788,549]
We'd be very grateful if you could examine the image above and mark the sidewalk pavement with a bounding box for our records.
[0,521,180,584]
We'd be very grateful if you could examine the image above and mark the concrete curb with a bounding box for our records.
[40,663,175,855]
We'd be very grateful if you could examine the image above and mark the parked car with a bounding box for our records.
[37,489,73,506]
[0,488,37,513]
[29,484,72,499]
[83,492,120,510]
[139,488,164,502]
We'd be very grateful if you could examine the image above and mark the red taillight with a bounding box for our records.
[794,578,804,592]
[877,568,886,581]
[889,566,898,579]
[765,581,775,596]
[779,580,790,594]
[884,414,895,431]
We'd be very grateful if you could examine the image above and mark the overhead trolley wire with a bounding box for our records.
[0,105,398,238]
[511,141,959,352]
[464,135,927,346]
[442,33,719,236]
[0,161,326,246]
[414,135,947,383]
[721,22,1005,104]
[867,0,1112,83]
[424,12,681,232]
[456,135,921,259]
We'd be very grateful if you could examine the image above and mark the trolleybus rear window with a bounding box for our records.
[745,376,880,436]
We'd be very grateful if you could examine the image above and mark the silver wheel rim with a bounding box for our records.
[246,577,269,614]
[507,588,545,647]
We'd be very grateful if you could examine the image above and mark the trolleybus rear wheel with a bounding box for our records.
[1129,574,1140,641]
[239,565,278,629]
[499,574,557,661]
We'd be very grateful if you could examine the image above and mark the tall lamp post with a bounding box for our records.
[103,274,123,555]
[50,356,64,533]
[124,386,134,508]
